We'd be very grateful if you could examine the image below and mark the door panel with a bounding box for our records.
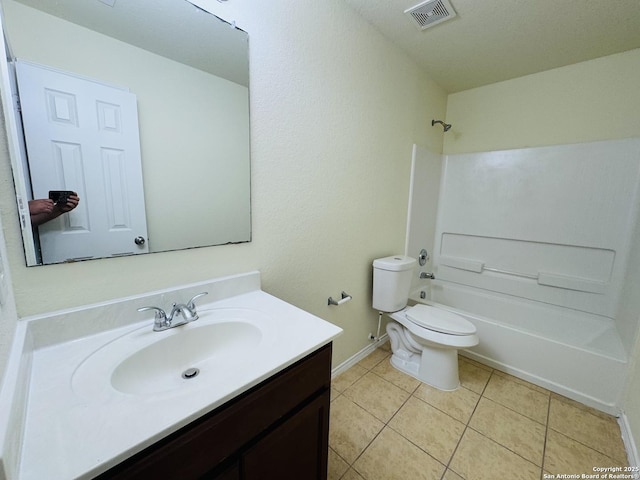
[16,60,149,263]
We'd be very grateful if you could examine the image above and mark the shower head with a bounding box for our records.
[432,119,452,132]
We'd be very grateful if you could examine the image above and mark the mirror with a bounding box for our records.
[1,0,251,266]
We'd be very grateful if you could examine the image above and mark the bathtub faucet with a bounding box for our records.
[420,272,435,280]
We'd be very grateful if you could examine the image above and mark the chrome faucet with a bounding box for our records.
[420,272,435,279]
[138,292,208,331]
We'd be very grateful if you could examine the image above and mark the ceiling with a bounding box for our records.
[342,0,640,93]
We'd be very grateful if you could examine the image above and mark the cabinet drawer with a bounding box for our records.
[99,343,332,479]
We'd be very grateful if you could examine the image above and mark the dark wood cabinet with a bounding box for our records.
[241,391,329,480]
[97,343,332,480]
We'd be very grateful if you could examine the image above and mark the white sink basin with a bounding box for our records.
[72,308,275,398]
[112,321,262,395]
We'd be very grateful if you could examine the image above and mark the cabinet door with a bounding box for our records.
[205,461,240,480]
[241,390,330,480]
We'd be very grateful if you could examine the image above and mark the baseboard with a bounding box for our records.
[619,412,640,468]
[332,334,389,379]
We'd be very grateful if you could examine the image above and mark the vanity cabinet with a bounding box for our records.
[97,343,332,480]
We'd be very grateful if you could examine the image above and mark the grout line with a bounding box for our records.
[479,394,547,427]
[464,423,544,470]
[408,384,476,424]
[481,374,550,427]
[547,427,625,465]
[334,349,627,480]
[463,370,546,475]
[436,369,496,479]
[541,396,552,479]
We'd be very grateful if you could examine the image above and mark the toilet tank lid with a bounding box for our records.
[406,304,477,335]
[373,255,416,271]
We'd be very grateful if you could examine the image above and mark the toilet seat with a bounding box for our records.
[389,307,478,349]
[405,304,476,336]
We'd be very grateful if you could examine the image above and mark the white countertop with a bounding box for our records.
[18,284,342,479]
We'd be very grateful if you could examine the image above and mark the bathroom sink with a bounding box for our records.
[112,321,262,395]
[72,308,275,398]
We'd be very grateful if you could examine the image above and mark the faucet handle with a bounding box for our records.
[137,306,170,331]
[187,292,208,311]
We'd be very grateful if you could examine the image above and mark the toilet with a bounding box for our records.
[373,255,479,391]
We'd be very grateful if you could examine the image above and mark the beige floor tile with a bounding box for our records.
[329,395,385,464]
[413,383,480,424]
[389,396,465,464]
[328,448,349,480]
[551,392,620,421]
[548,398,627,463]
[459,355,493,372]
[357,348,390,370]
[343,371,411,423]
[459,359,493,394]
[331,389,341,402]
[469,397,546,466]
[371,358,421,393]
[449,429,541,480]
[333,365,368,393]
[443,469,465,480]
[341,468,366,480]
[544,429,624,475]
[353,427,446,480]
[492,370,550,395]
[482,374,549,424]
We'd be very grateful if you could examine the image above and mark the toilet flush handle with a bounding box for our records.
[418,249,429,266]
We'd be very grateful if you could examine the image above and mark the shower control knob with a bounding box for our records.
[134,236,146,246]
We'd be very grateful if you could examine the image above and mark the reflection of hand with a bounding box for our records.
[56,194,79,213]
[29,199,54,215]
[29,194,80,226]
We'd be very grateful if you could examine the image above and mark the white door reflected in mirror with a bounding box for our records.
[17,60,149,263]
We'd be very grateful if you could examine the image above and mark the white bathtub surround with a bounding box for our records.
[0,271,341,480]
[434,139,640,322]
[619,411,640,468]
[405,138,640,415]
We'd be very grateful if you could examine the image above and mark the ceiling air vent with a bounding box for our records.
[405,0,456,31]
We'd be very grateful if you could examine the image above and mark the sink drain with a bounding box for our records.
[182,367,200,379]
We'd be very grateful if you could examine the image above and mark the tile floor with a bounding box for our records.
[329,343,629,480]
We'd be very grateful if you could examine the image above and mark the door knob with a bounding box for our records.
[134,236,146,246]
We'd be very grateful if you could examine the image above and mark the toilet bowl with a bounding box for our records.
[372,255,479,391]
[387,304,478,391]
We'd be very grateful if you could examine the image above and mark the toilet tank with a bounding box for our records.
[372,255,416,312]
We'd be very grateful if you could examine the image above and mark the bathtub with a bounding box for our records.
[410,281,628,414]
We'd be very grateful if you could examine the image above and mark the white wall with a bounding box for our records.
[444,49,640,155]
[0,133,17,378]
[0,0,448,376]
